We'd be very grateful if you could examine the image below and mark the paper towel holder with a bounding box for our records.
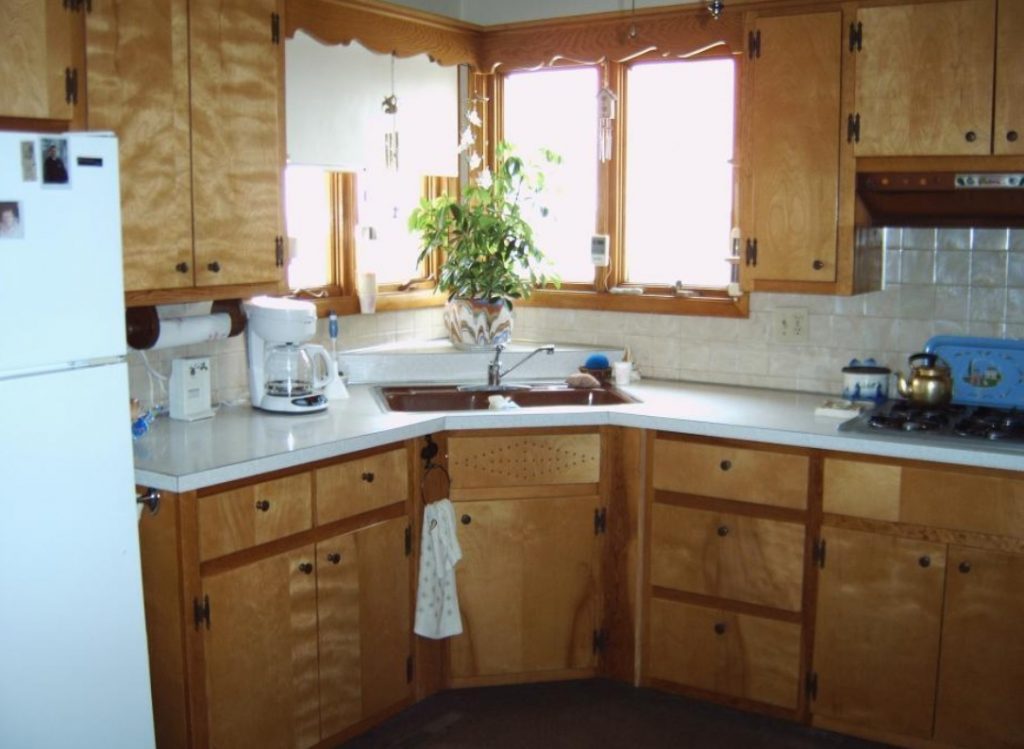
[126,299,246,350]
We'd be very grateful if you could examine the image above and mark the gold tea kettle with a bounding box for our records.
[895,353,953,406]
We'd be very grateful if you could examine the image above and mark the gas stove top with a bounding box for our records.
[841,400,1024,443]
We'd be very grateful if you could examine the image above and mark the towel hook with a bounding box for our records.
[420,435,451,504]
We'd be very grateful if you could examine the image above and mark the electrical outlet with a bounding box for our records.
[772,308,809,342]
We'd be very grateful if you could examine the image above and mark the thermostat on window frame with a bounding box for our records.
[591,234,610,266]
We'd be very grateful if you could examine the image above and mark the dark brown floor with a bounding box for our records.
[338,679,891,749]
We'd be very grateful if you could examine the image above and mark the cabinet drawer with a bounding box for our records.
[650,504,805,611]
[648,597,801,709]
[316,448,408,525]
[199,473,313,561]
[653,439,808,509]
[823,457,1024,538]
[448,433,600,490]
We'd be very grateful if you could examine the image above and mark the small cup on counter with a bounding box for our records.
[842,358,891,402]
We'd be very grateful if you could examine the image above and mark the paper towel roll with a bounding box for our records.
[141,313,232,351]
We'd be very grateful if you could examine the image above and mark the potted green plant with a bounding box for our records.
[408,114,559,349]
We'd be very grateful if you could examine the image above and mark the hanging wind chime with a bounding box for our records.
[382,55,399,171]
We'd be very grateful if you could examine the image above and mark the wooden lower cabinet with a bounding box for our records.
[449,494,599,681]
[811,527,946,738]
[648,598,801,709]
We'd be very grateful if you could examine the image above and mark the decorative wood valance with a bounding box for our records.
[285,0,484,67]
[478,6,745,72]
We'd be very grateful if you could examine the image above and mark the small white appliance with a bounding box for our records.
[244,296,334,413]
[169,356,215,421]
[0,132,155,747]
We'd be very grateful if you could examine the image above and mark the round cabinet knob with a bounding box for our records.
[717,525,730,537]
[959,561,972,574]
[298,562,314,575]
[812,259,825,270]
[461,514,472,525]
[255,499,271,512]
[965,130,977,143]
[918,555,931,568]
[207,261,221,273]
[719,459,732,472]
[326,553,341,565]
[361,472,375,483]
[175,262,189,273]
[714,622,727,635]
[1008,130,1020,143]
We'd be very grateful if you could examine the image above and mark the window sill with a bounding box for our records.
[305,288,445,317]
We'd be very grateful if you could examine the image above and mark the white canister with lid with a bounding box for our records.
[842,358,891,402]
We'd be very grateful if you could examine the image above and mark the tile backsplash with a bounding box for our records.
[128,227,1024,408]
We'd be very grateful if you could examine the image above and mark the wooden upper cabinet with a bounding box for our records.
[852,0,996,156]
[85,0,193,292]
[190,0,284,287]
[994,0,1024,155]
[812,526,946,739]
[744,11,842,285]
[0,0,77,121]
[934,546,1024,749]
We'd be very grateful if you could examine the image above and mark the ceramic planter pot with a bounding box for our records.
[443,298,513,350]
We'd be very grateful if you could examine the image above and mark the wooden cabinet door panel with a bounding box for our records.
[653,438,808,509]
[316,532,361,739]
[203,546,320,749]
[650,504,805,612]
[85,0,193,292]
[199,473,313,561]
[316,448,408,525]
[747,11,841,283]
[648,598,801,709]
[994,0,1024,155]
[449,496,597,679]
[934,546,1024,749]
[812,527,946,738]
[0,0,74,120]
[189,0,283,287]
[854,0,996,156]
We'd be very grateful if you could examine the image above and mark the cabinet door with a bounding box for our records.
[854,0,995,156]
[994,0,1024,155]
[812,527,946,738]
[0,0,75,120]
[189,0,283,287]
[745,11,841,284]
[85,0,193,292]
[203,545,320,749]
[934,546,1024,749]
[449,496,598,680]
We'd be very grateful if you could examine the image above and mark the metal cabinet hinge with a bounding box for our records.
[594,507,607,535]
[404,525,412,557]
[747,29,761,59]
[592,628,607,654]
[275,235,285,267]
[806,671,819,700]
[194,595,211,630]
[745,238,758,267]
[847,113,861,144]
[849,21,863,52]
[64,68,78,105]
[813,538,827,569]
[271,13,281,44]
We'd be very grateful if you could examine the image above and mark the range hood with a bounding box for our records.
[857,171,1024,227]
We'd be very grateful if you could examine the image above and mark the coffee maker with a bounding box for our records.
[244,296,334,413]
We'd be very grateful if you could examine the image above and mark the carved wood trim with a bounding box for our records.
[285,0,483,67]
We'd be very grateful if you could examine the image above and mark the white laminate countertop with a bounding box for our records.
[133,380,1024,493]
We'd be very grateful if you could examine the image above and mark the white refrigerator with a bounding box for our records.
[0,132,155,747]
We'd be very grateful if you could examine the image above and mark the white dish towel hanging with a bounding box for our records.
[414,498,464,639]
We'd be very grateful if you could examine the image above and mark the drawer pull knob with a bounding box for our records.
[1009,130,1020,142]
[326,553,341,565]
[714,622,727,635]
[207,260,221,273]
[175,261,189,273]
[812,259,825,270]
[255,499,271,512]
[717,525,730,537]
[959,561,972,574]
[965,130,977,143]
[918,555,931,568]
[461,514,472,525]
[298,562,314,575]
[362,472,375,483]
[719,460,732,471]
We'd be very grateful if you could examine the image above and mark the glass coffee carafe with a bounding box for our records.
[263,343,333,398]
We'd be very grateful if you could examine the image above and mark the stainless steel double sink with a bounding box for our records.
[374,382,638,412]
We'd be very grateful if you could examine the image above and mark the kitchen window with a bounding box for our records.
[498,55,744,316]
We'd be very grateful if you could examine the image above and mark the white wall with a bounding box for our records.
[391,0,700,26]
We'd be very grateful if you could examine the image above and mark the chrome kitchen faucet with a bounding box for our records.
[488,344,555,387]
